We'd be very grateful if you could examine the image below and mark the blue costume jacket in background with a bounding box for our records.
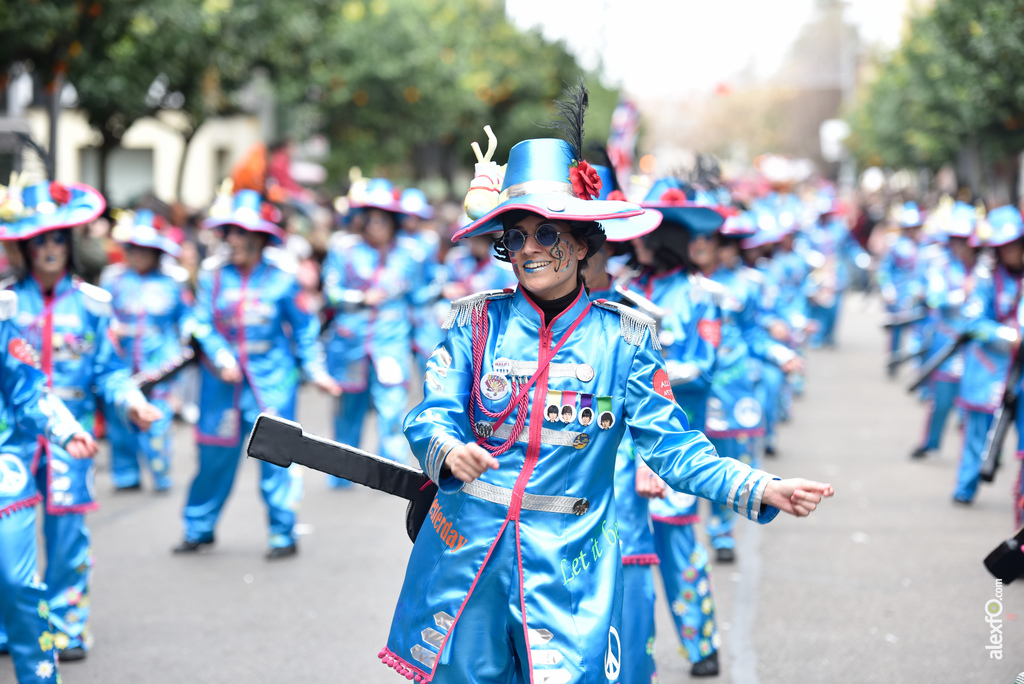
[957,263,1020,415]
[385,288,779,683]
[101,263,190,489]
[8,274,143,512]
[0,292,86,684]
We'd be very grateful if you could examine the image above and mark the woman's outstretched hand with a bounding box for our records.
[763,479,834,517]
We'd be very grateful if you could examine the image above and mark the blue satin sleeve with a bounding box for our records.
[962,274,1011,345]
[188,269,235,369]
[280,276,330,381]
[624,339,779,524]
[403,324,474,492]
[89,310,145,421]
[1,322,82,447]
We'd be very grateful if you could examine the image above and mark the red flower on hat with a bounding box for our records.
[660,188,687,204]
[49,182,71,206]
[260,202,281,224]
[569,160,602,200]
[607,190,627,201]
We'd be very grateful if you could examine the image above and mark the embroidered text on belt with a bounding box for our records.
[461,479,590,515]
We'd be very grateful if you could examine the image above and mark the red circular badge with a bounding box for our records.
[8,338,39,368]
[653,368,673,400]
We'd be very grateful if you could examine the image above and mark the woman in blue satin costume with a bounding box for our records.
[954,206,1024,505]
[383,128,832,683]
[176,189,339,557]
[100,210,191,491]
[878,203,925,365]
[0,181,162,663]
[627,176,732,676]
[322,179,423,477]
[0,289,98,684]
[909,203,977,460]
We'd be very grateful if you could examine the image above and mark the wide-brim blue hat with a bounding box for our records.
[898,201,924,229]
[116,209,182,257]
[975,205,1024,247]
[593,164,662,242]
[0,181,105,241]
[740,210,782,249]
[452,139,643,241]
[400,187,434,220]
[720,211,757,239]
[640,177,725,235]
[948,201,976,239]
[350,178,408,217]
[202,189,286,244]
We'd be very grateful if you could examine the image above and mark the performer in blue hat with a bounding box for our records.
[800,195,868,349]
[100,210,190,492]
[909,202,977,460]
[613,174,730,676]
[176,189,340,557]
[382,84,832,684]
[878,202,925,371]
[0,180,163,661]
[322,179,424,482]
[0,288,98,684]
[400,188,449,373]
[954,205,1024,504]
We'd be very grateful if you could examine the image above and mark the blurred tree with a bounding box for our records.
[847,0,1024,201]
[280,0,617,191]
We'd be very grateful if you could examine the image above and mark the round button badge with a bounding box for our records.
[575,364,595,382]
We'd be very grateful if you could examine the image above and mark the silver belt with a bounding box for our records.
[462,479,590,516]
[51,387,85,401]
[490,422,584,447]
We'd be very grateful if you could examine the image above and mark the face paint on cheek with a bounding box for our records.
[512,262,521,278]
[549,238,573,273]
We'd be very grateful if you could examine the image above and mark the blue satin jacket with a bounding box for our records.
[322,233,420,390]
[878,234,922,311]
[705,265,794,438]
[190,252,328,442]
[387,287,779,682]
[9,273,144,513]
[100,263,191,396]
[768,249,811,338]
[0,293,84,518]
[922,250,971,381]
[958,263,1021,413]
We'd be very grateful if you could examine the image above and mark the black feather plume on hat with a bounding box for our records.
[543,77,588,165]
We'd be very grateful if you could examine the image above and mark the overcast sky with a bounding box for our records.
[506,0,911,98]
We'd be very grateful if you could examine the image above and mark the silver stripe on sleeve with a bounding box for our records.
[736,473,757,516]
[726,476,742,512]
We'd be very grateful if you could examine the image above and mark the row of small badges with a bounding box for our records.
[479,359,616,431]
[543,391,616,428]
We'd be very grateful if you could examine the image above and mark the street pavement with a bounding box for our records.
[40,298,1024,684]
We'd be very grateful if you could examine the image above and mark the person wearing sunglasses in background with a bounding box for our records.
[174,189,340,559]
[380,84,832,684]
[100,210,192,493]
[0,181,163,663]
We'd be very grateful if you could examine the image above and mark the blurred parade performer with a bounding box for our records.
[175,189,339,557]
[322,179,420,482]
[627,175,729,675]
[677,205,802,562]
[769,212,812,398]
[442,231,517,301]
[583,165,674,682]
[910,202,977,460]
[101,210,191,491]
[380,83,831,681]
[740,211,791,455]
[0,181,162,661]
[953,206,1023,505]
[0,288,99,684]
[801,195,868,349]
[400,188,447,372]
[878,202,925,371]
